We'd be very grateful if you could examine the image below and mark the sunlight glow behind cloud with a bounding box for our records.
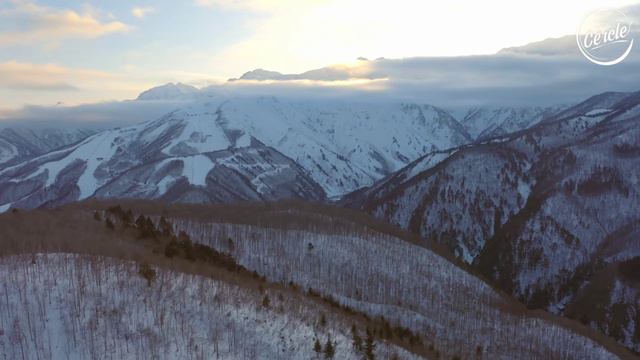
[205,0,640,75]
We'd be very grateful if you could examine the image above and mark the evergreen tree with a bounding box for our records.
[319,313,326,327]
[178,231,195,261]
[351,325,363,353]
[324,336,335,359]
[364,328,376,360]
[138,263,156,287]
[135,214,146,229]
[262,294,271,308]
[164,239,180,258]
[105,218,115,230]
[313,338,322,357]
[123,209,134,226]
[159,216,173,237]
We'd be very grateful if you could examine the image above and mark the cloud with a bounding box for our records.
[0,99,193,130]
[193,0,319,12]
[131,6,154,19]
[213,42,640,108]
[2,47,640,131]
[202,0,640,78]
[0,2,129,47]
[0,61,114,91]
[0,61,157,109]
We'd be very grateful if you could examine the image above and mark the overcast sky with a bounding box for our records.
[0,0,639,111]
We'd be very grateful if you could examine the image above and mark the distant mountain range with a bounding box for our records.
[0,96,476,209]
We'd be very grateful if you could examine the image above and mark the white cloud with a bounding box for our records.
[131,6,154,19]
[0,2,129,47]
[193,0,320,12]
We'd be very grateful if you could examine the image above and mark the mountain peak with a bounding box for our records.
[136,82,199,101]
[229,69,288,82]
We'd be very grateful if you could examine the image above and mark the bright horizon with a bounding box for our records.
[0,0,639,110]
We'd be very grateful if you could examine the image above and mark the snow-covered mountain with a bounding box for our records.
[0,97,473,210]
[460,105,568,140]
[136,82,200,101]
[231,68,295,81]
[0,127,96,168]
[229,63,373,82]
[345,90,640,353]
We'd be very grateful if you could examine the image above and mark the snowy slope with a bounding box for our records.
[349,90,640,264]
[347,90,640,353]
[0,199,632,359]
[160,211,622,360]
[0,127,96,168]
[208,98,471,196]
[0,97,472,210]
[460,105,567,140]
[0,254,419,360]
[0,125,324,210]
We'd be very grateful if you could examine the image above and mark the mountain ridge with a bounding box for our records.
[344,89,640,353]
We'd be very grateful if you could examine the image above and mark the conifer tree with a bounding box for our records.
[351,325,363,353]
[138,263,156,287]
[164,238,180,258]
[105,218,115,230]
[123,209,134,226]
[313,338,322,357]
[364,328,376,360]
[324,336,335,359]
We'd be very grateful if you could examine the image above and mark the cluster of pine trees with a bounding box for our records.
[102,205,244,273]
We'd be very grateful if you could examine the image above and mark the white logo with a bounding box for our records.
[577,8,634,66]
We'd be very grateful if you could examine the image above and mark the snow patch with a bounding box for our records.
[585,108,611,116]
[181,154,215,186]
[0,203,11,213]
[76,131,119,198]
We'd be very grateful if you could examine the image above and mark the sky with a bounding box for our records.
[0,0,639,111]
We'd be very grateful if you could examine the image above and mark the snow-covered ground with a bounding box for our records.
[0,254,419,360]
[165,218,620,360]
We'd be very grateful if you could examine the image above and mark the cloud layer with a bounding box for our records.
[0,1,129,47]
[0,61,113,91]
